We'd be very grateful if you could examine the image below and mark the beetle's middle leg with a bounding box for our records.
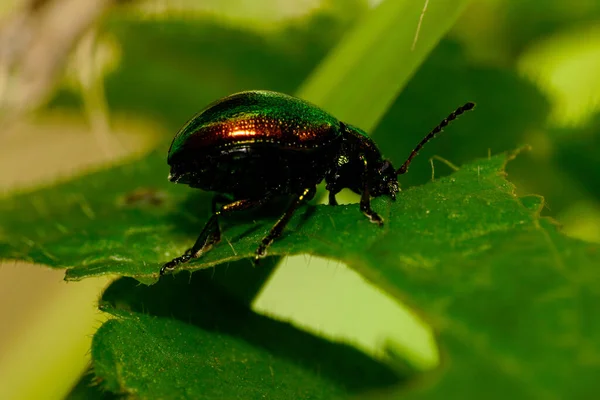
[255,186,316,262]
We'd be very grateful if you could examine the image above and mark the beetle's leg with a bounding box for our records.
[211,193,233,213]
[328,190,339,206]
[360,188,383,225]
[255,186,316,262]
[160,215,219,275]
[161,197,269,275]
[359,154,383,225]
[325,181,340,205]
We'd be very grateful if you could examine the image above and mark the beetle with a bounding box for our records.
[160,90,474,275]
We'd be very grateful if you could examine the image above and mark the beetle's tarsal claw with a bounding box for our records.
[159,262,175,276]
[369,214,383,225]
[255,246,266,259]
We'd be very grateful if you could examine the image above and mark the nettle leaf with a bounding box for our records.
[3,149,599,397]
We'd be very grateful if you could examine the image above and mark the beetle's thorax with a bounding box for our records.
[325,123,399,198]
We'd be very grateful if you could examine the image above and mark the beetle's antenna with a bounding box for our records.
[396,102,475,175]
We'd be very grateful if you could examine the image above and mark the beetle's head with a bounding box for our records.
[370,159,400,199]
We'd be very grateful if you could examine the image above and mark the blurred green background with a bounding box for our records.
[0,0,599,398]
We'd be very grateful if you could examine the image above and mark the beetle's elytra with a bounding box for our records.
[161,90,474,275]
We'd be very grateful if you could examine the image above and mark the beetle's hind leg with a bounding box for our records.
[255,186,316,262]
[160,196,270,275]
[160,215,219,275]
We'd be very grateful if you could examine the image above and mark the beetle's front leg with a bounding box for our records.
[359,189,383,225]
[255,186,317,261]
[358,154,383,225]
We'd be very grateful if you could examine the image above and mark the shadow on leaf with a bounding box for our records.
[100,264,408,393]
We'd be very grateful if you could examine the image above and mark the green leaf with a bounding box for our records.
[52,150,599,398]
[91,273,402,399]
[0,150,569,282]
